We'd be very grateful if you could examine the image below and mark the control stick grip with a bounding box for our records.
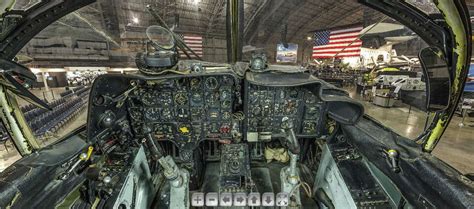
[145,132,163,160]
[281,117,300,154]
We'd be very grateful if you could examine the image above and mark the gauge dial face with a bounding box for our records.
[222,100,231,108]
[190,108,203,118]
[191,92,203,103]
[144,108,160,120]
[206,92,220,105]
[159,92,173,106]
[129,108,142,120]
[190,78,201,89]
[205,77,219,90]
[220,89,230,100]
[161,109,172,120]
[177,124,191,135]
[175,79,186,89]
[305,92,317,103]
[142,92,158,106]
[174,93,188,106]
[222,112,231,120]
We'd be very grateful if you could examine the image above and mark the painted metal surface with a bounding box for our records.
[0,86,39,155]
[112,146,154,209]
[423,0,470,152]
[314,144,356,209]
[0,0,15,15]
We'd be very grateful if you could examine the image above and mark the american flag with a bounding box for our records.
[178,34,203,59]
[312,26,363,59]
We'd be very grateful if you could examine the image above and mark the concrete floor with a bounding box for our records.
[346,86,474,174]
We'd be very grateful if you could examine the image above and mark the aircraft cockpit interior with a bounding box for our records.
[0,0,472,209]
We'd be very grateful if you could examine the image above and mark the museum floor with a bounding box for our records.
[346,86,474,174]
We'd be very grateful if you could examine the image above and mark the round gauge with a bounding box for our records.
[284,101,298,114]
[146,25,175,50]
[175,79,186,89]
[191,92,203,103]
[222,76,234,86]
[305,93,317,103]
[159,92,173,106]
[220,90,230,100]
[190,107,203,118]
[190,78,201,89]
[129,108,142,120]
[174,93,188,106]
[222,100,231,108]
[222,112,231,120]
[206,92,220,104]
[142,92,158,106]
[205,77,219,90]
[289,89,298,98]
[251,106,262,116]
[208,110,219,119]
[176,108,189,118]
[250,56,266,71]
[144,108,160,120]
[177,124,191,135]
[161,109,172,120]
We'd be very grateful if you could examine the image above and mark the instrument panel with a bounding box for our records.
[114,71,325,150]
[127,74,240,150]
[244,83,323,141]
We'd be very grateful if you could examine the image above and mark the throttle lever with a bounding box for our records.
[385,149,400,173]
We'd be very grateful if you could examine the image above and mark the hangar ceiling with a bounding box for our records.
[8,0,469,67]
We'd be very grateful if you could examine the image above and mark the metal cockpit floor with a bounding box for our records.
[199,161,319,209]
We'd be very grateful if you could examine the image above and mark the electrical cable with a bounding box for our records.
[289,181,313,199]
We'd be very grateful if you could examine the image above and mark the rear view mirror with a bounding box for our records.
[419,47,451,112]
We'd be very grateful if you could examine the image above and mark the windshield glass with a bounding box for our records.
[0,0,471,175]
[405,0,441,14]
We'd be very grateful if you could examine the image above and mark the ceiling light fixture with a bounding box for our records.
[132,17,139,24]
[306,36,312,40]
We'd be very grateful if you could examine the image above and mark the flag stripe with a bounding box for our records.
[179,34,203,59]
[312,47,361,53]
[312,53,361,57]
[183,36,203,40]
[313,50,361,55]
[330,27,363,35]
[329,38,360,44]
[313,41,362,49]
[186,44,203,47]
[329,35,359,41]
[331,32,360,39]
[184,39,202,44]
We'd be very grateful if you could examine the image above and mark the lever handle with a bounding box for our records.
[387,149,400,173]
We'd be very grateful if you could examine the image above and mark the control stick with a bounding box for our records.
[280,117,301,207]
[142,125,190,208]
[143,126,163,160]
